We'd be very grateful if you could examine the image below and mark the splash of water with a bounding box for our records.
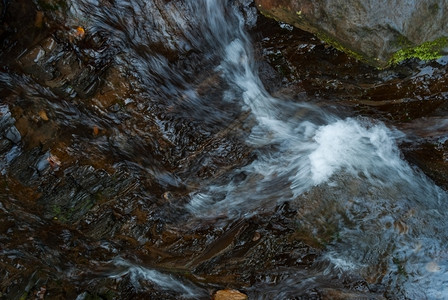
[185,0,434,216]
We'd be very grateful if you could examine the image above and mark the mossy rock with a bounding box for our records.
[390,37,448,65]
[255,0,448,68]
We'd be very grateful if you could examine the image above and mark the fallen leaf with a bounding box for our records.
[213,289,248,300]
[93,125,99,136]
[39,110,49,121]
[76,26,85,38]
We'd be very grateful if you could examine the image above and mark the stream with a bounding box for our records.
[1,0,448,299]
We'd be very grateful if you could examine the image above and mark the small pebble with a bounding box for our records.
[252,231,261,241]
[76,26,85,38]
[213,289,248,300]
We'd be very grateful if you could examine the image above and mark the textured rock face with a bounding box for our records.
[255,0,448,67]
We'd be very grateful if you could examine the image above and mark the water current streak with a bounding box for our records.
[2,0,447,298]
[78,0,448,297]
[180,1,448,298]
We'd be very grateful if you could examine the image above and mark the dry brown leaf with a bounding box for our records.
[39,110,49,121]
[213,289,248,300]
[76,26,85,38]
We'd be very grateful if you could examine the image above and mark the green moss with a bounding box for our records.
[52,205,67,222]
[52,204,61,216]
[51,198,94,223]
[19,292,28,300]
[316,32,367,63]
[390,37,448,64]
[394,35,412,47]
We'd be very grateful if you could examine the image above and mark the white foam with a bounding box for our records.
[185,0,446,218]
[308,118,405,184]
[323,252,362,272]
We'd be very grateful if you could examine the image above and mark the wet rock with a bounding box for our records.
[213,289,248,300]
[252,13,448,190]
[320,288,386,300]
[255,0,448,67]
[0,1,3,22]
[397,102,448,190]
[4,126,21,144]
[254,14,448,118]
[402,140,448,190]
[12,107,59,149]
[1,0,116,100]
[0,105,21,172]
[16,33,113,99]
[0,0,47,58]
[91,66,136,110]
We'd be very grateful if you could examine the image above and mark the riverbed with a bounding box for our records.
[1,0,448,299]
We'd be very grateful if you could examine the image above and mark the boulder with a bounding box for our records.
[255,0,448,68]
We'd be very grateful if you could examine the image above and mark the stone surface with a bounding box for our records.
[255,0,448,67]
[213,289,248,300]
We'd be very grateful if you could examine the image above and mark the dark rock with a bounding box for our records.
[320,288,386,299]
[399,116,448,190]
[255,0,448,67]
[4,126,21,144]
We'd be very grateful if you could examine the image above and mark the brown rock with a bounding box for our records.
[213,289,248,300]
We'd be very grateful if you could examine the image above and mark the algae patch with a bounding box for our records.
[316,32,369,63]
[391,37,448,64]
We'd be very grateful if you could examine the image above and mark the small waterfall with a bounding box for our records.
[70,0,448,297]
[2,0,448,298]
[182,1,448,298]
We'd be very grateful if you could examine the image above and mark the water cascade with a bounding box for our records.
[1,0,447,298]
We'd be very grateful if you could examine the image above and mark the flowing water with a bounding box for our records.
[1,0,448,299]
[181,1,448,298]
